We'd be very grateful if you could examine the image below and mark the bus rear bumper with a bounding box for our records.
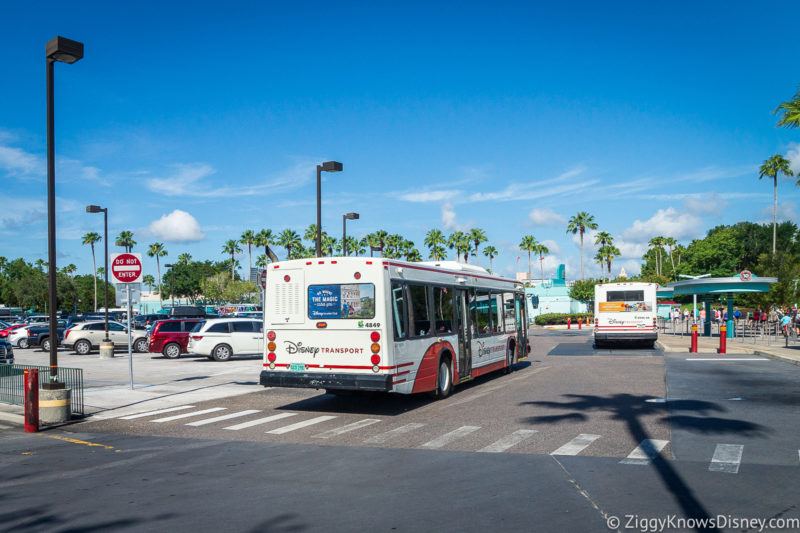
[594,332,658,342]
[260,371,393,392]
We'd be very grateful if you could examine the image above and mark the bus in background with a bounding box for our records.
[593,282,658,348]
[260,258,530,398]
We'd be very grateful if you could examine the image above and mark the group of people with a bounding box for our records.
[669,305,800,337]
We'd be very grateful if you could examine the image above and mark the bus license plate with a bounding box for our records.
[290,363,306,372]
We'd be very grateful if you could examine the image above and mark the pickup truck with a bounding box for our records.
[25,320,67,351]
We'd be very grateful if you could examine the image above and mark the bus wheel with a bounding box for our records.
[434,357,453,399]
[505,345,515,374]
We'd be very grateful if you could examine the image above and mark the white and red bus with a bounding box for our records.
[260,257,530,397]
[593,282,658,347]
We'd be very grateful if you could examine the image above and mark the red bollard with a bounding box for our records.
[718,325,727,354]
[24,369,39,433]
[578,318,582,330]
[567,317,571,330]
[690,324,698,353]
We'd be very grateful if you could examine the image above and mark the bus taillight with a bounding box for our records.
[370,354,380,366]
[267,331,276,341]
[370,331,380,342]
[268,352,276,363]
[267,342,276,352]
[370,343,380,353]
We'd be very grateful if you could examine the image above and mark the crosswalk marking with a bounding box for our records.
[266,415,337,435]
[709,444,743,473]
[478,429,538,453]
[421,426,481,449]
[186,410,262,427]
[152,408,227,423]
[224,412,298,431]
[119,405,195,420]
[364,423,425,444]
[619,439,669,465]
[551,434,601,456]
[313,419,381,439]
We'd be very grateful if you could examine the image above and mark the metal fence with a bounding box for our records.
[0,364,84,416]
[657,317,799,347]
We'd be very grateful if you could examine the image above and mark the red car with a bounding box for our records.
[0,324,26,339]
[148,318,204,359]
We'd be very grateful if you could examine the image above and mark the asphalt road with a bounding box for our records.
[2,329,799,532]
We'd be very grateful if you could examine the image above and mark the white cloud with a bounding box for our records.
[622,207,704,242]
[759,200,797,222]
[682,193,729,215]
[148,210,206,243]
[441,202,470,231]
[528,208,567,227]
[541,239,561,256]
[786,143,800,176]
[0,144,41,179]
[398,190,460,202]
[146,164,216,196]
[615,239,648,259]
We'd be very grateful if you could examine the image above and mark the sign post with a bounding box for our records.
[110,253,142,390]
[261,269,267,359]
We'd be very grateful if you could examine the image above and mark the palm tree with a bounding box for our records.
[374,230,388,255]
[276,229,301,260]
[593,249,606,279]
[82,232,102,311]
[221,239,242,280]
[96,267,104,277]
[240,230,256,276]
[147,242,168,299]
[255,254,268,268]
[605,245,620,280]
[533,242,549,282]
[177,253,192,265]
[774,90,800,129]
[519,235,537,280]
[384,234,403,259]
[648,237,665,276]
[424,229,446,260]
[115,230,136,252]
[142,274,156,292]
[594,231,613,248]
[759,154,794,254]
[664,237,677,277]
[350,237,366,257]
[566,212,598,280]
[322,235,337,257]
[406,248,423,262]
[61,264,77,278]
[468,228,488,267]
[35,259,45,271]
[447,231,466,262]
[255,229,279,263]
[483,245,498,272]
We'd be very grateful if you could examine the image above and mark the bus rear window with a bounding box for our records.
[606,290,645,302]
[308,284,376,319]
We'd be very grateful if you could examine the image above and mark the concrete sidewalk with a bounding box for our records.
[0,348,266,426]
[656,332,800,366]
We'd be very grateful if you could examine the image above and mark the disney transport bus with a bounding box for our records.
[260,258,530,398]
[593,282,658,348]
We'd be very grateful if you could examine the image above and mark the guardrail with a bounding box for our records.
[0,364,84,416]
[657,317,799,347]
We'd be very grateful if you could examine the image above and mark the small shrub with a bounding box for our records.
[534,313,594,326]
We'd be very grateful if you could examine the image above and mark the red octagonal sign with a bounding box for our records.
[111,253,143,284]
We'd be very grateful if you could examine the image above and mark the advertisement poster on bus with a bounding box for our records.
[308,284,375,319]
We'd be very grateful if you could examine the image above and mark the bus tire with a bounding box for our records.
[433,355,453,399]
[505,343,515,374]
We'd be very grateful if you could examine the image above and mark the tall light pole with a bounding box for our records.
[342,212,359,256]
[164,264,175,307]
[86,205,110,342]
[44,36,83,391]
[316,161,343,257]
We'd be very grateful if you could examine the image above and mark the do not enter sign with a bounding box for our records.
[111,253,143,284]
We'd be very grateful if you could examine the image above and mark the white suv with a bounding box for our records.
[187,318,263,362]
[64,321,149,355]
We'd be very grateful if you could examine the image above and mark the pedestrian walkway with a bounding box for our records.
[656,333,800,366]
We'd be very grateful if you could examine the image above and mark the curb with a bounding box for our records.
[753,350,800,367]
[0,410,25,425]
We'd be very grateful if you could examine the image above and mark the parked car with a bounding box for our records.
[9,326,31,348]
[63,321,149,355]
[25,320,68,351]
[167,306,206,318]
[148,318,204,359]
[0,323,26,339]
[0,338,13,364]
[133,314,168,330]
[230,311,263,319]
[187,318,263,361]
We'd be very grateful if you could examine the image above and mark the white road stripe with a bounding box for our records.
[619,439,669,465]
[313,419,381,439]
[364,423,425,444]
[266,415,337,435]
[709,444,744,474]
[186,410,262,427]
[551,434,601,456]
[686,358,766,361]
[119,405,195,420]
[152,408,226,423]
[478,429,538,453]
[421,426,481,449]
[224,412,298,430]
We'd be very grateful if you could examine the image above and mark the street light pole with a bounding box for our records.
[44,36,83,391]
[315,161,343,257]
[342,212,359,256]
[165,264,175,307]
[87,205,110,341]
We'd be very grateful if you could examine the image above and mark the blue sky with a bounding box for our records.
[2,1,800,281]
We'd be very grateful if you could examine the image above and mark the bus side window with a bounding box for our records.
[391,282,407,340]
[433,286,454,334]
[408,283,432,337]
[474,289,492,336]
